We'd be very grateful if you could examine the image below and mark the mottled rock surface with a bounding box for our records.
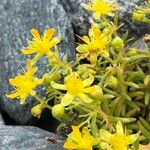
[0,125,64,150]
[60,0,150,37]
[0,0,75,124]
[115,0,150,36]
[0,112,4,125]
[60,0,90,36]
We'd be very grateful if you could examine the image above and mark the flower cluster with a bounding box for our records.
[132,0,150,24]
[64,122,139,150]
[7,0,150,150]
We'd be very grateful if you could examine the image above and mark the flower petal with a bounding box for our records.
[78,93,93,103]
[108,12,115,17]
[21,48,37,55]
[49,36,61,48]
[89,53,97,64]
[101,50,109,57]
[32,53,42,64]
[51,81,67,90]
[83,87,93,93]
[82,36,90,43]
[20,96,27,104]
[63,141,78,149]
[126,133,139,145]
[76,44,88,53]
[61,93,74,106]
[71,126,82,140]
[99,129,112,142]
[9,78,20,86]
[81,3,92,11]
[44,28,55,40]
[63,126,81,149]
[7,92,19,99]
[31,29,41,40]
[93,12,101,20]
[83,75,94,87]
[116,121,124,135]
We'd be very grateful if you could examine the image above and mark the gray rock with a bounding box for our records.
[0,0,75,124]
[60,0,91,36]
[115,0,150,37]
[133,38,150,52]
[0,125,64,150]
[60,0,150,37]
[0,112,4,125]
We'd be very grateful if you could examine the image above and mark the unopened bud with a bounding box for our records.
[42,73,60,85]
[31,100,47,118]
[89,85,103,100]
[52,104,65,120]
[111,36,124,51]
[31,104,42,118]
[132,12,145,21]
[107,76,118,89]
[127,49,139,56]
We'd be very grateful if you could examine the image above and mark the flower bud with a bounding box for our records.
[42,73,60,85]
[111,36,124,51]
[31,104,42,118]
[103,28,111,35]
[89,85,103,100]
[132,12,145,21]
[42,74,51,85]
[52,104,65,120]
[50,57,59,66]
[103,28,114,36]
[107,76,118,89]
[31,100,47,118]
[127,49,139,56]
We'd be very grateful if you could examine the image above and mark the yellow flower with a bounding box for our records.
[76,24,110,64]
[7,60,40,104]
[99,121,139,150]
[51,72,94,106]
[83,0,118,20]
[21,28,61,61]
[64,126,99,150]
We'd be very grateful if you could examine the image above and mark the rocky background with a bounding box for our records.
[0,0,149,149]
